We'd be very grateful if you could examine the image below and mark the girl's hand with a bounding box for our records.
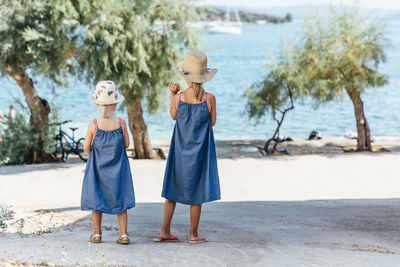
[169,83,180,95]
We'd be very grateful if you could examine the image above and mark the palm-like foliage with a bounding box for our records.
[0,0,79,162]
[247,7,388,153]
[0,0,78,83]
[0,0,198,161]
[247,46,308,154]
[74,0,198,158]
[298,8,388,150]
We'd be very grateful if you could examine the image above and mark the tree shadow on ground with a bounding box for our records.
[2,199,400,265]
[4,199,400,241]
[0,155,85,175]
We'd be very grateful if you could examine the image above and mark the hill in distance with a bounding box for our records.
[233,4,400,20]
[195,5,293,24]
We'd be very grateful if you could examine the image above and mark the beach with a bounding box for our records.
[2,1,400,266]
[1,138,400,266]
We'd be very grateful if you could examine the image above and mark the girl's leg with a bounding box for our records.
[189,204,202,241]
[92,211,102,240]
[159,199,176,238]
[117,211,128,240]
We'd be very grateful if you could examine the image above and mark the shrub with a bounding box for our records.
[0,105,57,165]
[0,204,14,231]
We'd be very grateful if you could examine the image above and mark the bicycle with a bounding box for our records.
[52,120,88,162]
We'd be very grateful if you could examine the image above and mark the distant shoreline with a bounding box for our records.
[195,5,293,24]
[147,137,400,159]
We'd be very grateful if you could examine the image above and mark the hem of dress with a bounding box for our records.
[161,195,221,205]
[81,204,135,215]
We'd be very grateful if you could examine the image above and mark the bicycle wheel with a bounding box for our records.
[53,135,66,162]
[76,138,88,162]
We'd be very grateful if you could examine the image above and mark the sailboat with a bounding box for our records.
[207,7,242,35]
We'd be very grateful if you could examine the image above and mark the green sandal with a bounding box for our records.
[89,233,102,243]
[117,234,130,245]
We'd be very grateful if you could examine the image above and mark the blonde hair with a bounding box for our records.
[191,82,204,102]
[101,105,114,119]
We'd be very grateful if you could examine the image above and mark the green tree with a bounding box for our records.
[0,0,78,162]
[74,0,197,158]
[0,104,58,165]
[284,13,293,22]
[247,46,307,154]
[298,8,388,151]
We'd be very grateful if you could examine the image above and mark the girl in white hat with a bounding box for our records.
[81,81,135,245]
[155,51,221,244]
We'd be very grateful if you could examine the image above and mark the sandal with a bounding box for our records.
[89,233,102,243]
[117,234,130,245]
[153,235,180,242]
[188,236,207,244]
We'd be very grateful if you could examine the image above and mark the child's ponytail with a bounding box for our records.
[191,82,204,102]
[102,105,111,119]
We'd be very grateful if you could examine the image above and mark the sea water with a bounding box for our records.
[1,22,399,141]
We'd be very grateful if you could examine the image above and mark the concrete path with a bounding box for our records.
[1,200,400,266]
[1,152,400,266]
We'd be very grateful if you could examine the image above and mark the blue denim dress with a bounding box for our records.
[81,119,135,214]
[162,93,221,205]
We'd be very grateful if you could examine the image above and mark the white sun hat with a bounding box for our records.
[174,51,217,83]
[91,80,123,105]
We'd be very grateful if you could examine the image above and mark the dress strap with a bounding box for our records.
[205,92,211,113]
[92,119,98,140]
[119,117,126,139]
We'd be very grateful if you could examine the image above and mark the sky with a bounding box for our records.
[197,0,400,10]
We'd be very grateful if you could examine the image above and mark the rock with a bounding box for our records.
[308,131,322,140]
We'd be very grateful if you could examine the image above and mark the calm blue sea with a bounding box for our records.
[1,22,400,141]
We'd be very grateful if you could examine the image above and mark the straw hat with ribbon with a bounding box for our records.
[175,51,217,83]
[91,80,123,105]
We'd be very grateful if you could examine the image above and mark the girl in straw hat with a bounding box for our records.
[81,80,135,245]
[155,51,221,244]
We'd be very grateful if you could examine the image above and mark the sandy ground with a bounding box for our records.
[151,138,400,159]
[1,138,400,266]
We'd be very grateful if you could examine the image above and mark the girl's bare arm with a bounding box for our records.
[83,122,95,154]
[210,94,217,126]
[121,119,130,148]
[169,83,180,120]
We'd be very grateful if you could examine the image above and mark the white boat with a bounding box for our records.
[207,7,242,35]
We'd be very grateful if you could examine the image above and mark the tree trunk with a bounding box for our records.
[263,85,294,155]
[126,99,155,159]
[6,65,50,162]
[347,90,372,151]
